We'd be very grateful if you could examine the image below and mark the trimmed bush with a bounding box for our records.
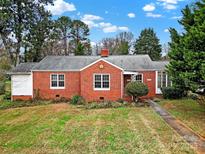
[161,87,183,99]
[71,95,85,105]
[125,81,149,102]
[0,82,5,95]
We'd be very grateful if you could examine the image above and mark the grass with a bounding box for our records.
[0,103,195,154]
[158,98,205,138]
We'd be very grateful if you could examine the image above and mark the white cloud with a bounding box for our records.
[103,25,118,33]
[143,3,155,12]
[163,4,177,9]
[157,0,178,4]
[45,0,76,15]
[118,27,129,31]
[171,16,182,19]
[99,22,129,33]
[128,13,135,18]
[82,14,103,21]
[81,14,103,28]
[164,29,169,32]
[146,12,162,18]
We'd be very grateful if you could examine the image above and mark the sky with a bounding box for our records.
[46,0,195,45]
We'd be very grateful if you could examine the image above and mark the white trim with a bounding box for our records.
[80,59,123,71]
[31,71,33,98]
[123,71,139,75]
[93,73,110,91]
[32,70,79,72]
[121,71,123,99]
[50,73,65,89]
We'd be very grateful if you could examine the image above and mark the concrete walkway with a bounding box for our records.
[148,100,205,154]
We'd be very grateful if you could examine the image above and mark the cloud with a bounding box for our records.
[146,12,162,18]
[118,27,129,31]
[164,29,169,32]
[128,13,136,18]
[45,0,76,15]
[157,0,178,4]
[170,16,182,19]
[99,22,129,33]
[81,14,103,28]
[143,3,155,12]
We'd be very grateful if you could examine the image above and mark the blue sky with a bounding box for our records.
[46,0,194,45]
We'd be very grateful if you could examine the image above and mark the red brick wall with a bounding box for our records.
[81,60,123,101]
[141,71,156,98]
[33,71,80,100]
[12,96,32,101]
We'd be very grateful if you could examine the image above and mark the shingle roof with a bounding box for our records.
[10,63,37,74]
[11,55,169,73]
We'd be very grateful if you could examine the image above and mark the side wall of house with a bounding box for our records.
[33,71,80,100]
[11,74,33,101]
[81,60,123,101]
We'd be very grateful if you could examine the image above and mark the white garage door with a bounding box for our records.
[11,75,32,96]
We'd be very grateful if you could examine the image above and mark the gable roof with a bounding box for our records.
[10,55,169,73]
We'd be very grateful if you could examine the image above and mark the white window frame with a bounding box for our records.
[156,71,171,94]
[131,73,143,83]
[50,74,65,89]
[93,73,110,91]
[135,73,143,83]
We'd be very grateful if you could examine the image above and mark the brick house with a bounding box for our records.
[10,50,170,101]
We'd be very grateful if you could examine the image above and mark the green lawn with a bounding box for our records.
[158,98,205,138]
[0,104,195,154]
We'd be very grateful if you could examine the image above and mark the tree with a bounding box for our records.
[99,32,134,55]
[70,20,91,55]
[56,16,72,55]
[134,28,162,60]
[168,0,205,93]
[0,0,53,65]
[125,81,149,102]
[115,32,134,55]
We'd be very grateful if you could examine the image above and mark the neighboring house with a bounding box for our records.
[10,49,170,101]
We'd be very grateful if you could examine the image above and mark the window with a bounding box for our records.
[157,71,171,89]
[94,74,110,90]
[51,74,65,89]
[136,74,143,82]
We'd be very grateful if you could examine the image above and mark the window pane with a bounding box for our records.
[162,72,166,87]
[158,72,162,88]
[51,74,57,80]
[95,75,101,81]
[103,82,109,88]
[103,75,109,81]
[59,81,64,87]
[136,74,142,82]
[59,75,64,81]
[51,81,58,87]
[167,75,172,87]
[95,82,101,88]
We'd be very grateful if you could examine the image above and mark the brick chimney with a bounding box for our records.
[101,49,109,57]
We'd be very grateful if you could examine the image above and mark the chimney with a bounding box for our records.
[101,49,109,57]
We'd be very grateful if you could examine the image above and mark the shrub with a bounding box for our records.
[161,87,183,99]
[71,95,85,105]
[117,98,124,104]
[52,97,70,103]
[3,91,11,100]
[0,82,5,95]
[125,81,149,102]
[85,101,125,109]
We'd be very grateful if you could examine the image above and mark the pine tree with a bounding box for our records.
[134,28,162,60]
[168,0,205,92]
